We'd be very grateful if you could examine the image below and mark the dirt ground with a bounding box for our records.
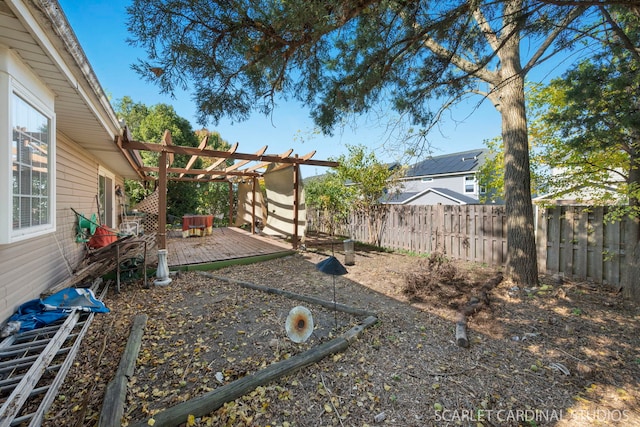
[44,237,640,426]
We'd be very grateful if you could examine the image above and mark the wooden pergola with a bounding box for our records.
[117,128,338,250]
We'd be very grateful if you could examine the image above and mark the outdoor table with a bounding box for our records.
[182,215,213,238]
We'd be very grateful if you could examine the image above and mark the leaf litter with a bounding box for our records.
[43,242,639,426]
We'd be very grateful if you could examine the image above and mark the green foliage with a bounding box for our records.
[199,182,233,226]
[476,137,504,203]
[334,145,403,245]
[528,8,640,221]
[305,144,402,243]
[125,1,587,133]
[114,97,233,220]
[476,133,548,203]
[334,145,403,210]
[305,172,354,235]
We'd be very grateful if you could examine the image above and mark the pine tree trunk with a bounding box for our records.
[497,1,539,287]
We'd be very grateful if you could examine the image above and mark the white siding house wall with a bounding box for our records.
[0,1,136,323]
[409,191,458,205]
[0,131,104,321]
[401,174,480,200]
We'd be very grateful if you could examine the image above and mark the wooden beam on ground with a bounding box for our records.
[455,272,503,348]
[205,273,377,317]
[99,314,148,427]
[129,316,378,427]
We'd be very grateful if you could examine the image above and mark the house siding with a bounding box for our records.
[401,174,480,201]
[0,132,106,321]
[408,191,458,205]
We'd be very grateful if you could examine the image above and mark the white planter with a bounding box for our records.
[154,249,172,286]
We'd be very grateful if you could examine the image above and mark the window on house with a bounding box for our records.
[464,175,476,194]
[98,170,115,227]
[12,93,53,233]
[421,177,433,182]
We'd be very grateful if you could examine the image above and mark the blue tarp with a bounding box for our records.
[7,288,109,334]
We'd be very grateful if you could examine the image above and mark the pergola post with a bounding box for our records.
[292,161,299,250]
[228,181,233,226]
[157,150,167,250]
[118,130,339,252]
[251,177,257,235]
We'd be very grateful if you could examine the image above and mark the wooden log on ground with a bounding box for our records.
[202,272,377,317]
[455,313,468,348]
[99,314,148,427]
[129,316,378,427]
[455,272,503,348]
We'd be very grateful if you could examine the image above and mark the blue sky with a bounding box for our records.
[57,0,569,177]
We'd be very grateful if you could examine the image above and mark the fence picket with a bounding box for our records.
[306,204,627,288]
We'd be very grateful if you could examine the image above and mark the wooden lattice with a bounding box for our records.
[132,188,159,233]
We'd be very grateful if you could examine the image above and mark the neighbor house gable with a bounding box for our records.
[388,149,490,205]
[383,187,478,205]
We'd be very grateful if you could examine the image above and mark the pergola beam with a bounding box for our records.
[139,166,260,178]
[121,129,339,252]
[121,139,338,168]
[196,142,239,179]
[179,135,209,178]
[243,148,294,173]
[224,145,268,173]
[115,135,147,181]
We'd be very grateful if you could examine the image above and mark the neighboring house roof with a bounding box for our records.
[382,191,420,204]
[1,0,139,179]
[383,187,478,205]
[533,184,623,205]
[403,149,487,178]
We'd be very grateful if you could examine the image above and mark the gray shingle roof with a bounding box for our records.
[381,192,419,204]
[429,188,478,204]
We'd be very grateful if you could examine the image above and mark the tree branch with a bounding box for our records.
[422,38,498,84]
[598,5,640,62]
[524,5,586,73]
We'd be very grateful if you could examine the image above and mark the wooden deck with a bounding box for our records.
[166,227,294,268]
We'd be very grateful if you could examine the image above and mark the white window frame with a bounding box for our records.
[464,175,476,194]
[98,166,116,228]
[0,49,56,244]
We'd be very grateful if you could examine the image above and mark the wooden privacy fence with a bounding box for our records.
[537,206,627,288]
[307,205,629,288]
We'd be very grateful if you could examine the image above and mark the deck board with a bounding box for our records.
[166,227,293,267]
